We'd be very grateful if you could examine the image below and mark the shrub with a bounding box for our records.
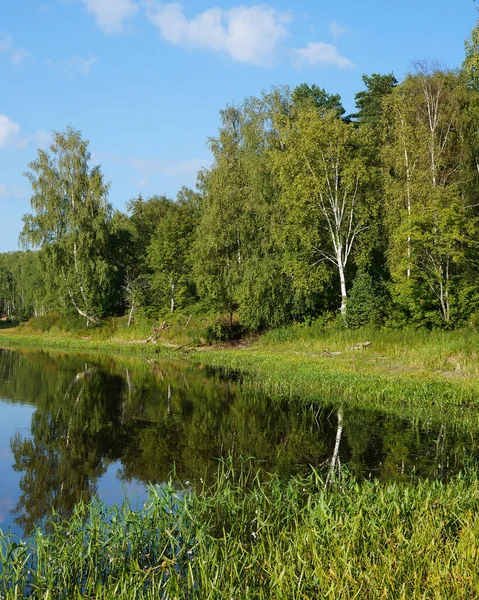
[28,314,93,333]
[344,271,388,329]
[28,314,62,332]
[204,317,244,344]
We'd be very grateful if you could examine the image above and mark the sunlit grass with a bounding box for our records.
[259,324,479,375]
[4,317,479,379]
[2,463,479,599]
[3,320,479,425]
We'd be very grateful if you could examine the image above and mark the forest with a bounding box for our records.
[2,24,479,335]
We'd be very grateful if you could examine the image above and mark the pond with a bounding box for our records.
[0,347,478,537]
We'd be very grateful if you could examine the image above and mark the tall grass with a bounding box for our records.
[21,313,223,347]
[2,463,479,599]
[6,315,479,379]
[260,324,479,376]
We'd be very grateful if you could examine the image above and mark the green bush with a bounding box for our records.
[28,314,62,332]
[204,317,244,344]
[28,314,92,333]
[344,271,388,329]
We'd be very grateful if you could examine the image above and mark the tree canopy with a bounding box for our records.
[2,19,479,332]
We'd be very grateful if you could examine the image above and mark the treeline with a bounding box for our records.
[2,27,479,332]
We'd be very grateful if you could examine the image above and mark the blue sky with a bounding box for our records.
[0,0,477,252]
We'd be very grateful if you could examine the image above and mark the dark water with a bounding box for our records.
[0,347,478,537]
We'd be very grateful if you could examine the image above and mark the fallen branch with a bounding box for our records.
[143,322,170,344]
[349,342,372,350]
[308,351,342,358]
[182,314,193,331]
[319,351,343,358]
[175,343,191,351]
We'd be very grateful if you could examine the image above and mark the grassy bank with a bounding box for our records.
[0,321,179,358]
[3,317,479,377]
[2,324,479,598]
[2,321,479,427]
[2,464,479,599]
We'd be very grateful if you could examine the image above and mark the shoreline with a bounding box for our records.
[2,327,479,597]
[1,326,479,422]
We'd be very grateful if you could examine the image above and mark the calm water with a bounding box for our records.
[0,347,478,537]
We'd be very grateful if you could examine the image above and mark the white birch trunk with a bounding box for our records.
[326,405,343,487]
[170,282,175,314]
[338,260,347,315]
[127,302,135,327]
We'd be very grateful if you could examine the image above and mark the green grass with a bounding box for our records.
[259,323,479,376]
[5,317,479,378]
[2,323,479,597]
[3,320,479,429]
[14,312,217,346]
[2,463,479,599]
[0,327,177,358]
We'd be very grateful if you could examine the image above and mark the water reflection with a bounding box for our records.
[0,347,478,534]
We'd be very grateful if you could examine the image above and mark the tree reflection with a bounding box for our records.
[8,357,125,532]
[0,348,478,534]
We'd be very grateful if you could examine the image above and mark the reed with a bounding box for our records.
[2,463,479,599]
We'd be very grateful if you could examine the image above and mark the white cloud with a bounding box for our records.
[92,151,207,186]
[24,130,53,149]
[329,21,348,40]
[68,54,99,74]
[293,42,354,69]
[10,48,30,65]
[145,2,291,66]
[0,33,29,65]
[0,184,28,201]
[35,130,53,148]
[0,114,51,150]
[48,54,99,75]
[0,33,12,52]
[80,0,138,34]
[0,115,21,147]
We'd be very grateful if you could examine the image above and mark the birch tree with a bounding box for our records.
[193,103,291,329]
[271,102,371,315]
[192,107,245,324]
[147,188,200,314]
[383,68,475,324]
[21,127,113,323]
[464,18,479,90]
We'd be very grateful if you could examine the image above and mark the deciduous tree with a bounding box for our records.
[21,127,114,323]
[271,99,372,314]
